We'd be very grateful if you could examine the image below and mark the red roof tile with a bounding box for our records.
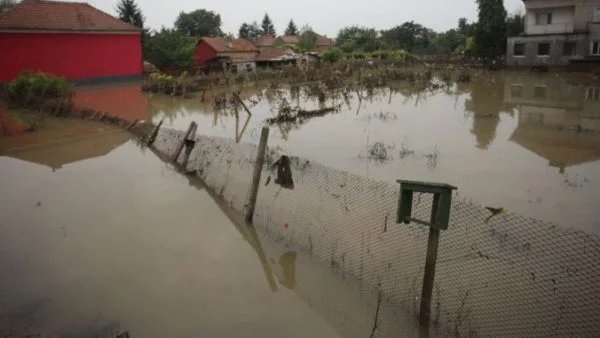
[201,37,258,53]
[316,35,334,47]
[278,35,299,44]
[253,35,276,47]
[0,0,140,32]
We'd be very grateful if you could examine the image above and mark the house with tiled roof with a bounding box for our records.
[0,0,143,82]
[195,37,259,72]
[253,35,276,49]
[276,35,300,45]
[314,35,335,52]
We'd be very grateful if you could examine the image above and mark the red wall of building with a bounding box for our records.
[194,41,217,66]
[0,32,142,82]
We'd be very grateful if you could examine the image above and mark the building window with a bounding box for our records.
[563,42,577,56]
[513,43,525,56]
[510,85,523,98]
[594,8,600,22]
[534,86,547,99]
[592,41,600,56]
[586,87,600,101]
[537,43,551,56]
[535,12,552,25]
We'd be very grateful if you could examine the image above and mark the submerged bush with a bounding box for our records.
[7,72,73,109]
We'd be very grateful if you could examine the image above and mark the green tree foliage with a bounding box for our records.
[297,27,317,51]
[261,13,276,36]
[175,9,223,37]
[145,28,196,69]
[238,21,262,39]
[506,13,525,37]
[380,21,434,53]
[284,19,298,36]
[430,29,462,54]
[116,0,144,28]
[336,26,383,53]
[322,48,344,62]
[0,0,17,12]
[474,0,507,60]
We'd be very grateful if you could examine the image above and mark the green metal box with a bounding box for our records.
[396,180,457,230]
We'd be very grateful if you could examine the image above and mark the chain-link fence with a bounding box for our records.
[151,127,600,337]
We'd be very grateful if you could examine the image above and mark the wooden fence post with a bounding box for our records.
[126,119,138,131]
[171,121,197,162]
[246,126,269,224]
[181,123,198,167]
[146,119,164,145]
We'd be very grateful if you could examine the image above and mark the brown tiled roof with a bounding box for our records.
[201,37,259,53]
[253,35,276,47]
[316,35,334,47]
[255,48,296,61]
[278,35,299,44]
[0,0,141,32]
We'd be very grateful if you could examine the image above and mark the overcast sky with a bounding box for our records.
[88,0,524,37]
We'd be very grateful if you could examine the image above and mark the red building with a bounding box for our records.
[0,0,142,83]
[195,37,258,66]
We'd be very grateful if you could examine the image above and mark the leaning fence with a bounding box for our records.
[74,110,600,337]
[145,125,600,337]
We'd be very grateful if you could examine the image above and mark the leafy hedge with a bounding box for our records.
[7,72,73,109]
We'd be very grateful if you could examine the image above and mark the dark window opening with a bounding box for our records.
[538,43,551,56]
[535,12,552,25]
[514,43,525,56]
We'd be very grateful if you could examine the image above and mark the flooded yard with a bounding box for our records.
[2,68,600,337]
[1,128,382,337]
[142,71,600,232]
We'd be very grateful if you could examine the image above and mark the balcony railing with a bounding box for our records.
[526,22,574,35]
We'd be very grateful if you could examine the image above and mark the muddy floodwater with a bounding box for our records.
[1,127,386,337]
[139,72,600,233]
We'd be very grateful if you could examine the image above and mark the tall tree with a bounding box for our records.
[238,21,262,39]
[238,23,250,39]
[297,26,317,51]
[380,21,433,53]
[284,19,298,36]
[0,0,17,12]
[336,26,383,53]
[144,28,196,69]
[175,9,223,37]
[261,13,276,36]
[506,12,525,37]
[116,0,144,28]
[474,0,507,60]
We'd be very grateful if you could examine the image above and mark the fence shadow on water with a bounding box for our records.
[151,127,600,337]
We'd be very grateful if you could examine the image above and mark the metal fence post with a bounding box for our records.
[246,126,269,224]
[419,193,441,328]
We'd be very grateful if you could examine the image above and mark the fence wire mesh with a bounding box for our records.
[152,127,600,337]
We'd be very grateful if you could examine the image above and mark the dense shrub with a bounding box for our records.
[322,48,344,63]
[7,72,73,109]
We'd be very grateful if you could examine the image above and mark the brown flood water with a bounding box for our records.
[140,71,600,233]
[1,128,367,337]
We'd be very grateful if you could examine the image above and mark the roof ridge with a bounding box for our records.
[0,0,141,32]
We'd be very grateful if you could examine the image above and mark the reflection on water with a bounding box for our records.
[0,138,349,338]
[142,73,600,232]
[73,73,600,231]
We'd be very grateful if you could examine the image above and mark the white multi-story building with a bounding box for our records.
[506,0,600,66]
